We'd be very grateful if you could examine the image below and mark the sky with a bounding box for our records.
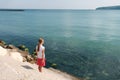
[0,0,120,9]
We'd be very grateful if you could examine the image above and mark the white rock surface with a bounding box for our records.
[10,52,23,62]
[0,46,79,80]
[0,46,7,56]
[0,46,23,62]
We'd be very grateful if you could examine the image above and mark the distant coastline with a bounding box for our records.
[0,9,24,11]
[0,9,94,11]
[96,5,120,10]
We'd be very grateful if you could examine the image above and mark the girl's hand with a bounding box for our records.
[42,58,44,63]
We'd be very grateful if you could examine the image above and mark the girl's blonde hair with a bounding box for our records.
[37,38,44,51]
[38,38,44,44]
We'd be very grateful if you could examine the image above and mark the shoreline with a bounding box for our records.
[0,41,80,80]
[49,68,81,80]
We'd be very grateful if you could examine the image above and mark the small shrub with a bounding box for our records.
[51,63,57,69]
[18,44,29,52]
[24,48,29,52]
[18,45,26,49]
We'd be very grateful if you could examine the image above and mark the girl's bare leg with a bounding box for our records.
[38,66,42,72]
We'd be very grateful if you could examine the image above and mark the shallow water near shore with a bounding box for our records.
[0,10,120,80]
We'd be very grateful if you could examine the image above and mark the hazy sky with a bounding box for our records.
[0,0,119,9]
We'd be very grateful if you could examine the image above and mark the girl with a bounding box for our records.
[36,38,45,72]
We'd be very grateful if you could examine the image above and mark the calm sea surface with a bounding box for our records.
[0,10,120,80]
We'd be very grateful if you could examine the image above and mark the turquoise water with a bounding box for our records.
[0,10,120,80]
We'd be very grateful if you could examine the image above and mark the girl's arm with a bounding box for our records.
[36,45,38,55]
[42,48,45,59]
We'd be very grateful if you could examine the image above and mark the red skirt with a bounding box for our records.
[37,58,46,67]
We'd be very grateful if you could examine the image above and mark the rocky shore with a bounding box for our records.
[0,40,80,80]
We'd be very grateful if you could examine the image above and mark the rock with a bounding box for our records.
[0,46,8,56]
[0,55,80,80]
[0,40,6,48]
[23,57,27,62]
[0,45,23,62]
[6,44,16,49]
[26,55,36,64]
[0,43,35,63]
[6,44,29,58]
[9,52,23,62]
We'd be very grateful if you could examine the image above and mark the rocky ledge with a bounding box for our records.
[0,40,80,80]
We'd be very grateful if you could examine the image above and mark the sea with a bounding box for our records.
[0,10,120,80]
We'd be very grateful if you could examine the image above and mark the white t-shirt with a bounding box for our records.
[36,45,45,58]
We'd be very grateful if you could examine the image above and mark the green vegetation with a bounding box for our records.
[31,51,37,59]
[51,63,57,69]
[24,48,29,52]
[18,45,29,52]
[32,51,37,55]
